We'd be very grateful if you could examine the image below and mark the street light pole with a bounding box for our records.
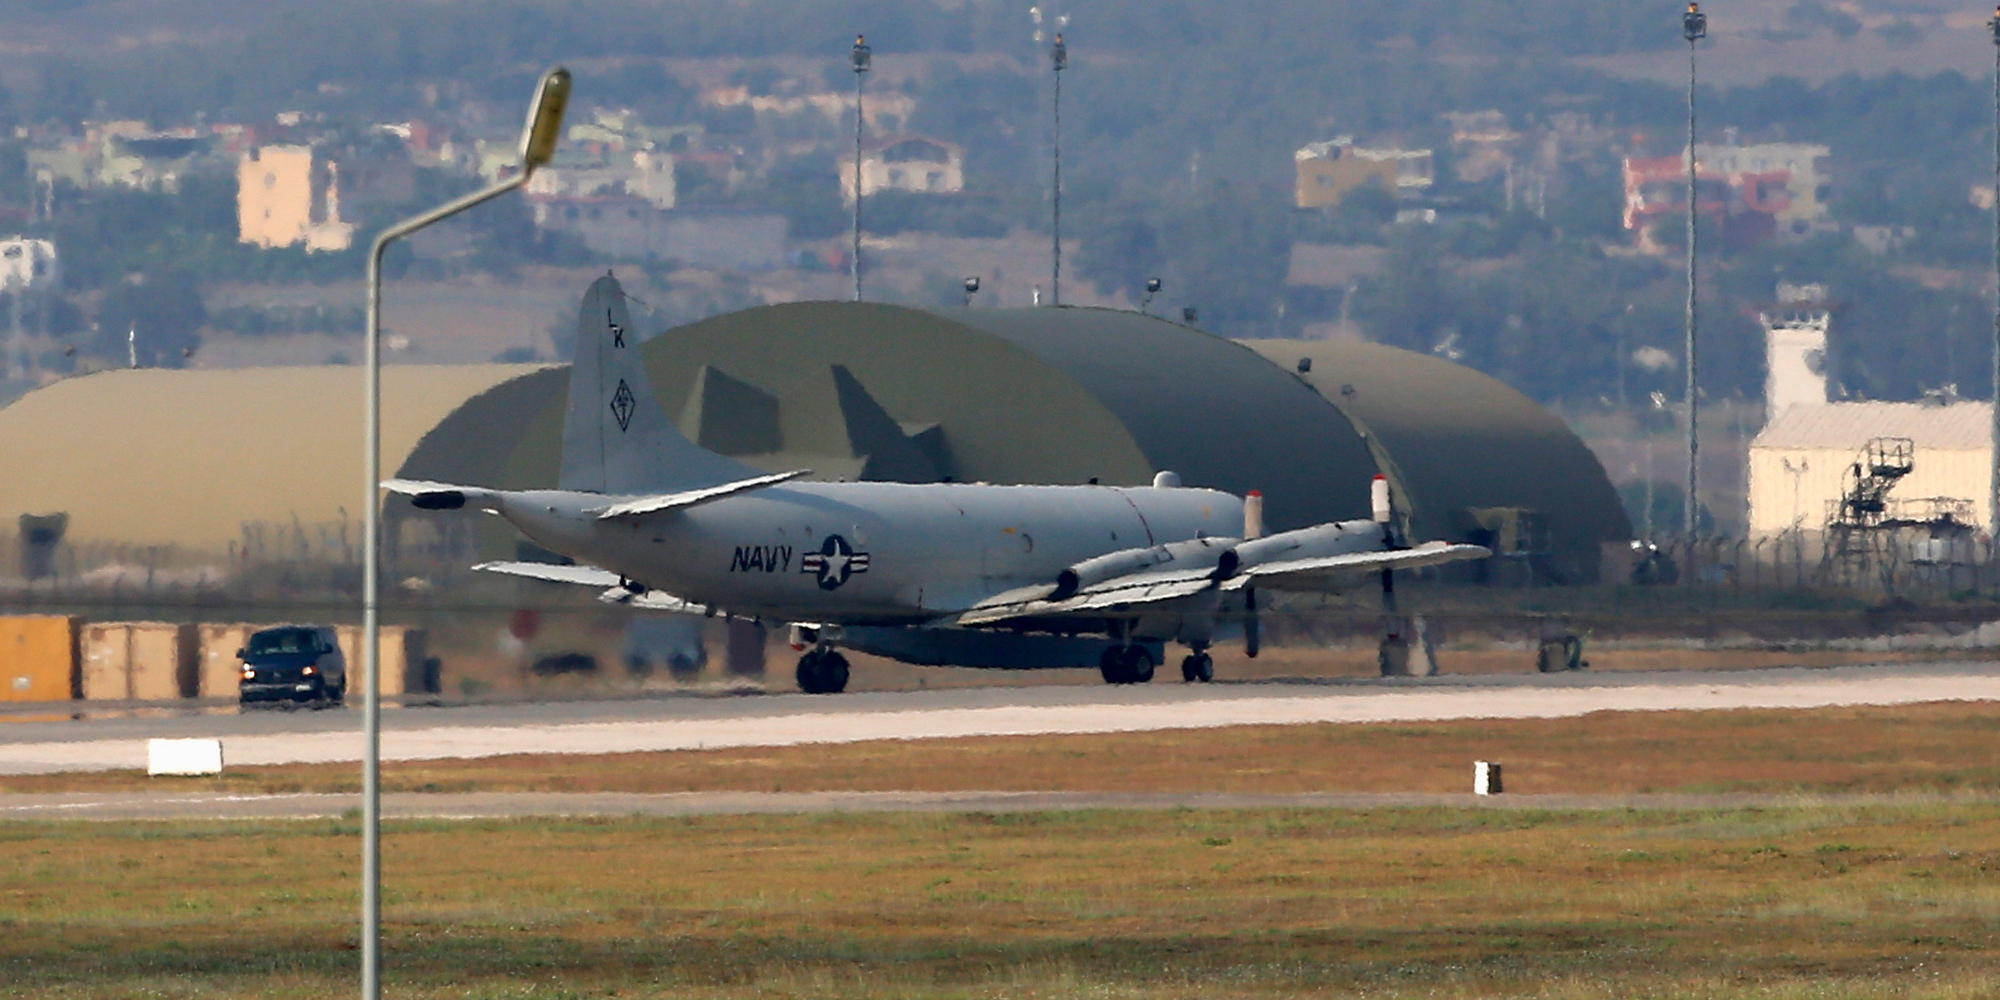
[1682,2,1706,538]
[1989,7,2000,538]
[851,34,870,303]
[1050,32,1067,307]
[359,66,568,1000]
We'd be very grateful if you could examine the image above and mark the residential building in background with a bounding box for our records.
[703,84,914,133]
[1294,137,1434,210]
[1623,142,1831,252]
[530,200,784,269]
[26,121,218,194]
[518,109,680,208]
[526,149,676,209]
[841,135,964,203]
[0,237,58,292]
[237,145,355,252]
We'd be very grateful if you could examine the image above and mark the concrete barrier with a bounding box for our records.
[148,738,222,776]
[195,623,258,700]
[334,625,431,697]
[81,622,196,701]
[0,615,81,702]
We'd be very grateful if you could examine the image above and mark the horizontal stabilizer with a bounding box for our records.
[1224,542,1490,592]
[594,469,810,520]
[383,479,503,512]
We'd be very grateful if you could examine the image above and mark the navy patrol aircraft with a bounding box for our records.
[389,277,1487,693]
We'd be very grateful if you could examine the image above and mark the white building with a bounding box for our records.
[524,149,675,209]
[841,135,964,204]
[0,238,58,292]
[1747,401,1992,537]
[1762,283,1829,425]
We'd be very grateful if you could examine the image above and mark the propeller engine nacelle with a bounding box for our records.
[1050,535,1240,601]
[1230,520,1383,572]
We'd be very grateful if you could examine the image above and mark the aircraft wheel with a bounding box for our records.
[797,650,850,694]
[818,651,850,693]
[796,652,827,693]
[1099,646,1132,685]
[1121,645,1155,684]
[1182,653,1213,683]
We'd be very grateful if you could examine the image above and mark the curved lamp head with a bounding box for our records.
[519,67,573,177]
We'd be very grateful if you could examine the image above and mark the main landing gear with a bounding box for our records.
[1180,650,1214,683]
[1098,644,1155,685]
[796,648,850,694]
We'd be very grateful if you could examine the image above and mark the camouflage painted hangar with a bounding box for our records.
[0,302,1630,581]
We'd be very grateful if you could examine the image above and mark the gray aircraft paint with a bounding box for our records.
[394,275,1481,675]
[485,479,1238,625]
[537,275,1241,627]
[558,276,760,493]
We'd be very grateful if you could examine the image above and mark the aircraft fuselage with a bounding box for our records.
[495,481,1243,624]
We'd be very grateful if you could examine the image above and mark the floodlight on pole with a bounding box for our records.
[1050,32,1067,307]
[1141,276,1162,316]
[358,64,568,1000]
[519,68,572,175]
[1682,1,1705,539]
[1989,6,2000,537]
[851,34,871,303]
[963,275,980,307]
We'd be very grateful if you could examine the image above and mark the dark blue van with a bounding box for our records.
[239,625,347,708]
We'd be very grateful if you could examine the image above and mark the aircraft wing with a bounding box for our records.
[1222,542,1490,592]
[593,469,811,520]
[597,587,716,615]
[474,560,624,587]
[955,568,1219,626]
[475,560,724,617]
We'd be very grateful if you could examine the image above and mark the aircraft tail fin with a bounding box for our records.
[558,275,761,494]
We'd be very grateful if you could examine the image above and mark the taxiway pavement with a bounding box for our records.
[4,660,1999,777]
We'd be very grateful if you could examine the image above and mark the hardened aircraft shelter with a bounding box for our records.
[0,302,1629,582]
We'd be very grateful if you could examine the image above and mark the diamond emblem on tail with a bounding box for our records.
[609,379,636,433]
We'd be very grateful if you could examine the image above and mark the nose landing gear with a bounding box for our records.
[795,648,850,694]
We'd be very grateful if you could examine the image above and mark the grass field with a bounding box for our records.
[10,702,2000,998]
[10,701,2000,798]
[6,804,2000,998]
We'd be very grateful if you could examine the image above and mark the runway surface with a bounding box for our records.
[2,788,1987,822]
[5,659,2000,777]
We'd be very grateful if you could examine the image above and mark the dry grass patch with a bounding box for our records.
[14,700,2000,799]
[5,804,2000,998]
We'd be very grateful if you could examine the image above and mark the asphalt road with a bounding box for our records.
[4,659,2000,777]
